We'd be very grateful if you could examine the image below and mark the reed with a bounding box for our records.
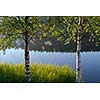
[0,63,75,83]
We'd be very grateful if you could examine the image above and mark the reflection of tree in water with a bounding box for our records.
[13,36,100,52]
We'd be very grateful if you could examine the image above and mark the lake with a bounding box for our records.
[0,48,100,83]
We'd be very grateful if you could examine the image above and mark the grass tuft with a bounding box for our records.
[0,63,75,83]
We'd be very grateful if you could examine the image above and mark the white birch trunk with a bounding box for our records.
[25,32,31,83]
[76,35,81,82]
[25,16,31,82]
[76,16,81,83]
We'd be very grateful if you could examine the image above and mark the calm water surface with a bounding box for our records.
[0,48,100,83]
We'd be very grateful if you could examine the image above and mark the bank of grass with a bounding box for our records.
[0,63,75,83]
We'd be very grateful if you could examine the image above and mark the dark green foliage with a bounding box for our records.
[0,63,75,83]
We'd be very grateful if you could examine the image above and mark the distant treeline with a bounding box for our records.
[13,36,100,52]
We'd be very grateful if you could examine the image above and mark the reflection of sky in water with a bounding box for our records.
[30,51,76,69]
[81,52,100,82]
[0,49,24,64]
[0,49,100,82]
[0,49,76,69]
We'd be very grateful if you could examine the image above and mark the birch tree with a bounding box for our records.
[0,16,47,82]
[50,16,99,82]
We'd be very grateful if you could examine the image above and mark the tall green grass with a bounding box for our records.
[0,63,75,83]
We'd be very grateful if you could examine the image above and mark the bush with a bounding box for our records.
[0,63,75,83]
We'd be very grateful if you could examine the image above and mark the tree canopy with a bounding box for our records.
[0,16,50,49]
[48,16,100,46]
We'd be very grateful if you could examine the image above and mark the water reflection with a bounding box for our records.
[0,48,76,68]
[81,52,100,82]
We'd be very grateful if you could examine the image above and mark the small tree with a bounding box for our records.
[49,16,100,82]
[0,16,47,82]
